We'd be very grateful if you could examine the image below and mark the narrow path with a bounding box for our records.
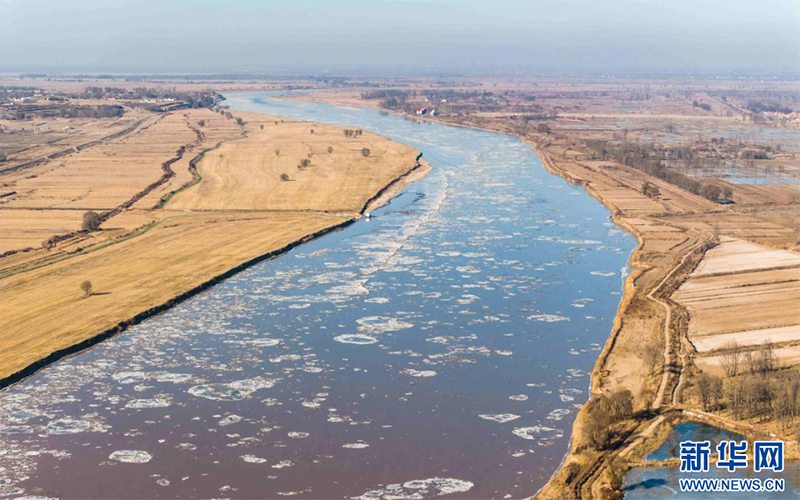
[651,233,709,409]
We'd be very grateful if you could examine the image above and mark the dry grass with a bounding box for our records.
[168,112,418,212]
[0,107,421,381]
[0,211,345,378]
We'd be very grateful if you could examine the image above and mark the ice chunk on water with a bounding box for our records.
[528,314,570,323]
[478,414,520,423]
[45,419,91,435]
[334,334,378,345]
[512,426,563,440]
[357,477,474,499]
[109,450,152,463]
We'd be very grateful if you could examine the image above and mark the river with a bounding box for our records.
[0,93,635,499]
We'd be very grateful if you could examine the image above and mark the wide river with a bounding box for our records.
[0,93,635,499]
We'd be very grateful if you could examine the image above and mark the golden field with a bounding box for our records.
[0,104,420,382]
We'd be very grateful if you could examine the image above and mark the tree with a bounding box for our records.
[235,117,244,126]
[197,119,205,127]
[722,186,733,200]
[585,400,614,450]
[80,280,93,297]
[310,129,314,134]
[642,181,660,198]
[299,159,311,169]
[720,341,741,377]
[82,211,101,231]
[280,173,290,182]
[536,123,551,134]
[260,124,264,130]
[327,146,333,154]
[274,148,280,156]
[361,148,371,157]
[696,372,722,411]
[608,390,634,420]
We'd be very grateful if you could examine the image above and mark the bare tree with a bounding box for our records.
[80,280,93,297]
[82,211,101,231]
[608,390,634,420]
[720,340,741,377]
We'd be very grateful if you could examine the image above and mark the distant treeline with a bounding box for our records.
[586,140,731,201]
[746,101,794,114]
[7,104,124,121]
[81,86,218,109]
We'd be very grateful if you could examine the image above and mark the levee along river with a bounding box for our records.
[0,93,635,499]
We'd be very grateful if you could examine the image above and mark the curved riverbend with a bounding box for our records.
[0,93,635,499]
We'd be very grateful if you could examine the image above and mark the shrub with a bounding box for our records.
[361,148,371,157]
[80,280,93,297]
[82,211,101,231]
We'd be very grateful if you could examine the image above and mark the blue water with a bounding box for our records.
[645,422,745,461]
[623,462,800,499]
[0,92,635,499]
[626,422,798,499]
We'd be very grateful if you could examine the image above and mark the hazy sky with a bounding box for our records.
[1,0,798,75]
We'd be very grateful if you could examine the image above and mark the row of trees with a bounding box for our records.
[694,341,800,433]
[586,140,733,202]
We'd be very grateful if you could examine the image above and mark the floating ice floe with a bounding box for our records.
[153,372,195,384]
[125,397,171,409]
[547,409,571,421]
[241,455,268,464]
[590,271,615,277]
[357,316,414,334]
[508,395,528,401]
[219,415,242,426]
[364,297,390,304]
[343,442,370,449]
[512,426,563,441]
[288,432,309,438]
[109,450,152,463]
[45,419,91,435]
[357,477,474,499]
[334,334,378,345]
[188,376,279,401]
[402,369,437,378]
[528,314,570,323]
[113,371,147,385]
[272,460,293,469]
[478,414,520,423]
